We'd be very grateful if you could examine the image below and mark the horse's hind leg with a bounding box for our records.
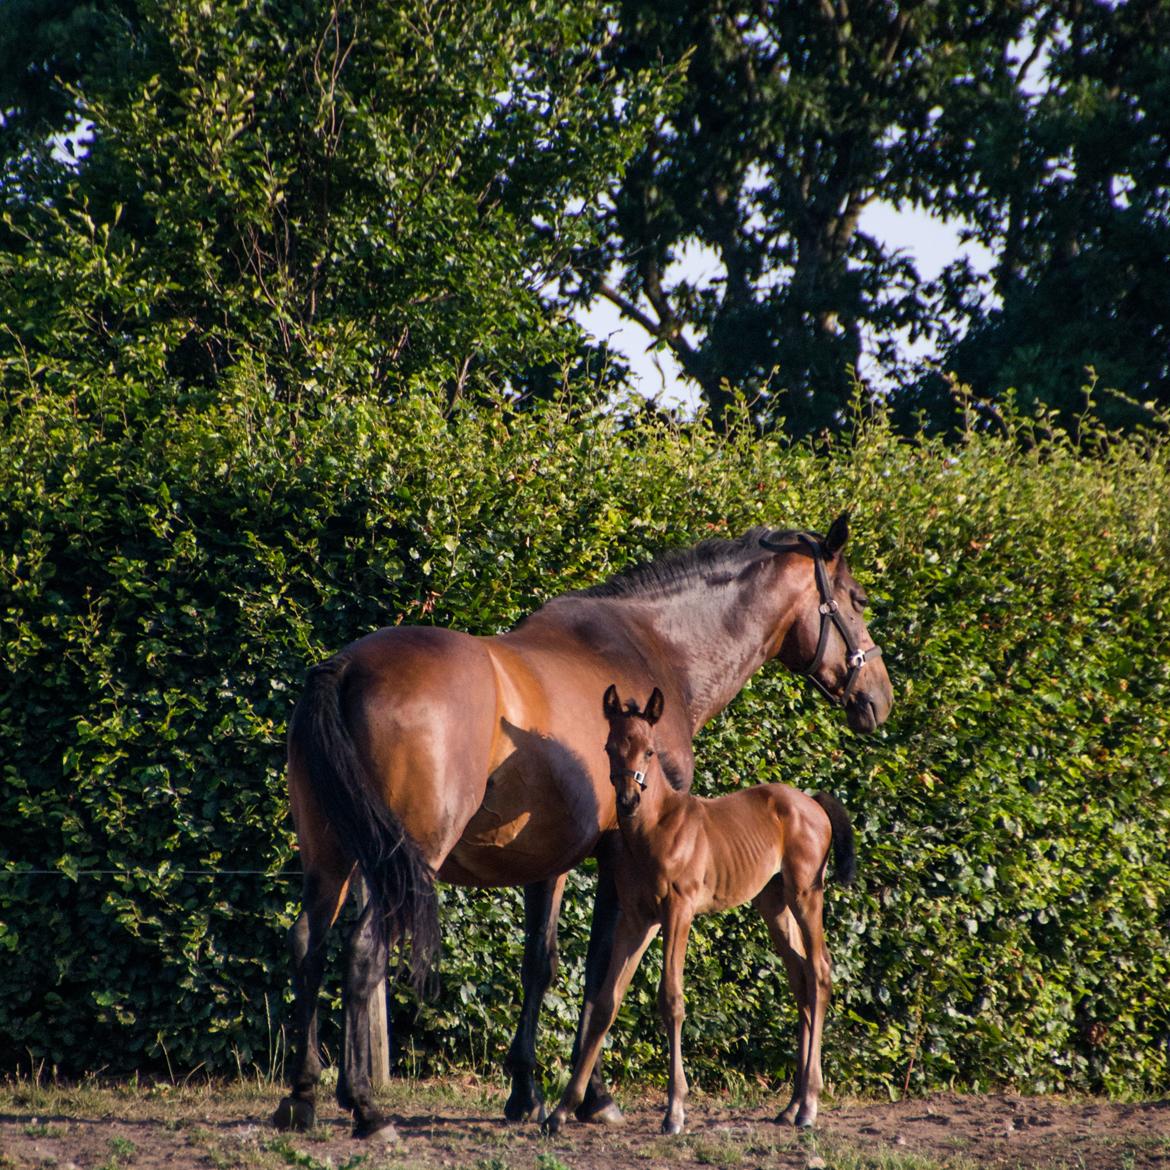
[274,868,350,1132]
[504,874,567,1123]
[337,899,396,1140]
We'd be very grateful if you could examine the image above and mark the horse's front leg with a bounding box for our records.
[570,840,626,1124]
[503,874,567,1123]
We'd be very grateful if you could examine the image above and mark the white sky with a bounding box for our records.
[576,202,996,415]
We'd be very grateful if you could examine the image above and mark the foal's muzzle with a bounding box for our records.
[613,766,647,817]
[616,790,641,817]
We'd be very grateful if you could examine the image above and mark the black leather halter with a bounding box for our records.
[760,532,883,708]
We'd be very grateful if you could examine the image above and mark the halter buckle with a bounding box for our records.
[819,599,839,616]
[848,649,869,670]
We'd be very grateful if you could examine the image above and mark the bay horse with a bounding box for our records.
[273,513,891,1139]
[544,685,855,1136]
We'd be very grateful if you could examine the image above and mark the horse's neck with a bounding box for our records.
[627,580,796,729]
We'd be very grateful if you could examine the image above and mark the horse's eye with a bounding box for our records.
[646,749,655,758]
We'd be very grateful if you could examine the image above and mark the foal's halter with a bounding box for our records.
[761,533,883,707]
[614,765,648,790]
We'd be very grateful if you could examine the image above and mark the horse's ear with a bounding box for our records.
[603,684,622,719]
[644,687,665,725]
[825,511,850,557]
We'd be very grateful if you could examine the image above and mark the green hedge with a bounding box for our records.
[2,378,1168,1096]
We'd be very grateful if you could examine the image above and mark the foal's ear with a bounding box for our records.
[603,684,622,720]
[825,511,850,557]
[644,687,665,725]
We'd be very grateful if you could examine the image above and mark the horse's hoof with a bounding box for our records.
[542,1109,567,1135]
[576,1097,624,1126]
[661,1117,684,1135]
[352,1112,400,1142]
[504,1093,546,1125]
[776,1103,799,1127]
[272,1096,315,1132]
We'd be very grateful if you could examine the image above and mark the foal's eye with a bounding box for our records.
[646,748,655,758]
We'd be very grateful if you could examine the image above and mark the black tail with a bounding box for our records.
[813,792,857,887]
[290,656,440,994]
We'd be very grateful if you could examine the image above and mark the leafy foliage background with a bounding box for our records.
[2,378,1167,1096]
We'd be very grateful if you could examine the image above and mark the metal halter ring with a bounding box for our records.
[624,768,647,789]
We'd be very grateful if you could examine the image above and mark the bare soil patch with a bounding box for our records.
[1,1078,1167,1170]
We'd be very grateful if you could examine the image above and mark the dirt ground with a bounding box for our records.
[1,1077,1168,1170]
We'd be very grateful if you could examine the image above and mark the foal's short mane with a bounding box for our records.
[574,526,810,601]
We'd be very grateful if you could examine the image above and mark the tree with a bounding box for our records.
[0,0,673,408]
[919,0,1170,430]
[561,0,1050,433]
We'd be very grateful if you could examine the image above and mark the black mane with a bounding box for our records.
[574,526,806,601]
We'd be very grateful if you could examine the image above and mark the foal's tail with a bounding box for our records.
[290,655,440,995]
[813,792,857,887]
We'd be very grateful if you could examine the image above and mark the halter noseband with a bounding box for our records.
[615,766,648,790]
[760,532,883,708]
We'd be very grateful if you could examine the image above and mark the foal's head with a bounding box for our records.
[602,684,664,818]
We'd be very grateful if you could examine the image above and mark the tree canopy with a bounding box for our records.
[570,0,1170,434]
[1,0,1166,432]
[920,0,1170,432]
[1,0,672,409]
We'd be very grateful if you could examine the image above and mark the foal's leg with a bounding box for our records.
[274,868,350,1132]
[336,900,396,1140]
[658,906,694,1134]
[544,911,658,1135]
[503,874,567,1123]
[788,878,831,1128]
[570,844,626,1124]
[754,877,813,1127]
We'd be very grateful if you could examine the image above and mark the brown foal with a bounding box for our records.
[545,684,856,1135]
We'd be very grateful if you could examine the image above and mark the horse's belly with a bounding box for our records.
[438,742,608,887]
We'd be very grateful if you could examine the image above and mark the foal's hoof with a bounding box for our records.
[352,1112,400,1142]
[661,1117,685,1135]
[576,1096,624,1126]
[542,1109,568,1135]
[272,1096,315,1132]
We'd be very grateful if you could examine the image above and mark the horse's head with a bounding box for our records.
[762,513,893,734]
[602,684,664,818]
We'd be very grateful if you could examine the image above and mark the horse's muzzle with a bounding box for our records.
[845,685,892,733]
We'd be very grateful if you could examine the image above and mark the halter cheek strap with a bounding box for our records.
[760,532,883,708]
